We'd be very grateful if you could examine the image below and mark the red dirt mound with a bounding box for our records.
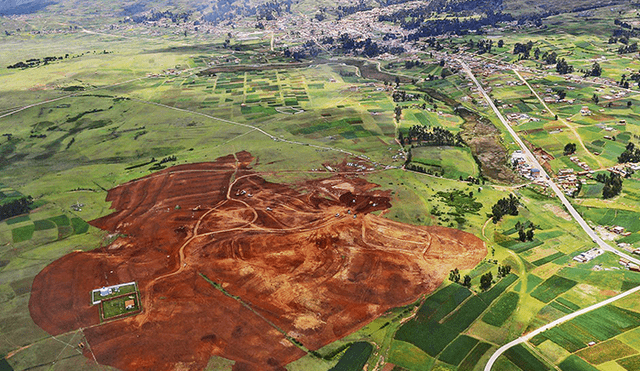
[29,151,486,371]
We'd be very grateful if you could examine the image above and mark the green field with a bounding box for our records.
[100,293,140,321]
[410,145,479,179]
[458,342,492,371]
[438,335,479,366]
[482,292,519,327]
[617,354,640,371]
[395,275,518,357]
[575,339,637,365]
[533,305,640,352]
[329,342,373,371]
[558,355,599,371]
[530,275,577,303]
[504,344,551,371]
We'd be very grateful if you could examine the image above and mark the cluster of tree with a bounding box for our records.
[424,38,444,51]
[541,51,557,65]
[480,271,493,291]
[335,2,372,19]
[126,10,191,24]
[404,60,424,69]
[626,72,640,88]
[159,155,177,165]
[618,42,638,54]
[515,221,534,242]
[449,268,461,283]
[553,87,567,100]
[392,91,421,102]
[404,13,515,40]
[312,34,402,58]
[556,58,574,74]
[400,125,464,147]
[394,105,403,122]
[199,0,292,24]
[513,41,534,58]
[0,196,33,221]
[489,194,519,223]
[619,74,632,89]
[602,173,623,199]
[584,62,603,77]
[8,55,67,69]
[497,265,511,278]
[563,143,577,155]
[618,142,640,163]
[466,39,493,54]
[615,19,634,29]
[449,267,472,287]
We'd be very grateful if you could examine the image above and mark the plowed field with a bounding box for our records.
[29,152,486,371]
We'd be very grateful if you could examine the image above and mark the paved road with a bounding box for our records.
[485,284,640,370]
[458,59,640,265]
[457,59,640,369]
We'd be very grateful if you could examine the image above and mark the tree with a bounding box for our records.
[526,228,534,241]
[497,265,512,278]
[592,94,599,104]
[462,275,471,288]
[628,101,633,107]
[449,268,460,283]
[563,143,577,155]
[603,173,623,199]
[556,58,574,74]
[480,272,493,291]
[498,39,504,48]
[394,105,402,122]
[588,62,602,77]
[518,229,526,242]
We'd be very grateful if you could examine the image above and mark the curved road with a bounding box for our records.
[485,284,640,369]
[456,60,640,370]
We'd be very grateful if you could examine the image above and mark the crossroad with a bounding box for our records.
[456,59,640,370]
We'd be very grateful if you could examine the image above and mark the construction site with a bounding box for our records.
[28,152,486,371]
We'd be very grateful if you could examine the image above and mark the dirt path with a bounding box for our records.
[512,69,604,169]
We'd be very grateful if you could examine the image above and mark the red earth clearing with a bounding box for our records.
[29,151,486,371]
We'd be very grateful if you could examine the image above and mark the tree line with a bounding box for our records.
[0,196,33,221]
[399,125,465,147]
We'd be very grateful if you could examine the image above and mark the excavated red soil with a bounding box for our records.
[29,151,486,371]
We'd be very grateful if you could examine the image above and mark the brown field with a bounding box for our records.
[29,152,486,371]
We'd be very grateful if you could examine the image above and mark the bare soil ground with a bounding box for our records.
[29,151,486,371]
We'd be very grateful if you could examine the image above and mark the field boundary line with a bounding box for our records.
[484,284,640,370]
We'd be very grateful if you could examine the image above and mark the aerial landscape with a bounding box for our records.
[3,0,640,370]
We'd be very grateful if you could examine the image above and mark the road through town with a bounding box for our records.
[458,59,640,265]
[457,59,640,370]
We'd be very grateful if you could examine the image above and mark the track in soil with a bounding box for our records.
[29,151,486,371]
